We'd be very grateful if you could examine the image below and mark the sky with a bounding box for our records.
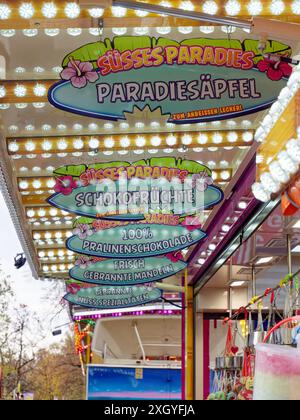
[0,192,71,348]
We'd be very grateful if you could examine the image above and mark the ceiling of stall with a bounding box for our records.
[1,1,300,282]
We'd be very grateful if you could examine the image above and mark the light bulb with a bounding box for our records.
[227,132,238,143]
[67,28,82,36]
[47,180,56,189]
[178,27,193,34]
[103,122,114,131]
[15,103,28,109]
[269,0,285,15]
[19,3,35,19]
[104,137,114,148]
[45,29,60,37]
[260,172,281,193]
[134,27,149,35]
[269,161,290,183]
[42,2,57,18]
[277,151,299,175]
[156,27,171,35]
[42,141,52,151]
[198,134,208,144]
[8,142,19,152]
[119,122,129,129]
[222,224,231,232]
[0,29,15,37]
[25,141,35,152]
[292,0,300,14]
[33,84,47,97]
[247,0,263,15]
[57,124,67,130]
[88,123,98,131]
[180,1,194,10]
[111,6,127,17]
[212,133,223,144]
[73,138,84,150]
[182,134,192,145]
[0,4,11,19]
[135,137,146,147]
[200,26,215,34]
[14,85,27,97]
[151,136,161,147]
[112,28,127,35]
[19,181,29,190]
[166,135,177,146]
[202,1,219,15]
[225,0,241,15]
[252,182,271,202]
[242,131,253,143]
[64,2,80,18]
[221,171,231,180]
[33,180,41,189]
[88,8,104,18]
[89,138,99,149]
[57,139,68,150]
[135,9,149,17]
[0,85,6,98]
[286,139,300,163]
[120,136,130,148]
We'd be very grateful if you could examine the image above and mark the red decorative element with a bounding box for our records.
[257,58,292,81]
[264,287,275,303]
[282,175,300,216]
[67,283,81,295]
[74,324,89,355]
[165,251,184,262]
[181,216,202,231]
[54,175,78,196]
[231,346,239,355]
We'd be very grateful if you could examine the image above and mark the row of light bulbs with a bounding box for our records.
[33,230,73,240]
[8,132,254,154]
[11,147,247,161]
[197,201,248,265]
[255,65,300,144]
[0,83,48,98]
[17,169,233,192]
[29,219,73,227]
[27,208,68,218]
[42,264,73,273]
[0,26,244,38]
[0,1,299,20]
[38,249,74,257]
[7,120,252,133]
[252,129,300,202]
[18,160,229,176]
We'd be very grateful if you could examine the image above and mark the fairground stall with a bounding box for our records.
[0,0,300,400]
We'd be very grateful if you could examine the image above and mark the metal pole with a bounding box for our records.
[287,234,292,276]
[251,265,256,298]
[114,0,252,29]
[181,273,186,400]
[228,259,233,317]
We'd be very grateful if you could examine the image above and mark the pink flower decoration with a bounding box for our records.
[166,251,184,262]
[182,216,202,231]
[257,58,292,81]
[61,58,98,89]
[73,224,94,241]
[54,176,77,196]
[192,172,213,192]
[75,255,93,269]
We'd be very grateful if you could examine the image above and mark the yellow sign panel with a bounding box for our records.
[257,92,300,179]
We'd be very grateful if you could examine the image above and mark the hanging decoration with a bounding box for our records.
[49,36,292,124]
